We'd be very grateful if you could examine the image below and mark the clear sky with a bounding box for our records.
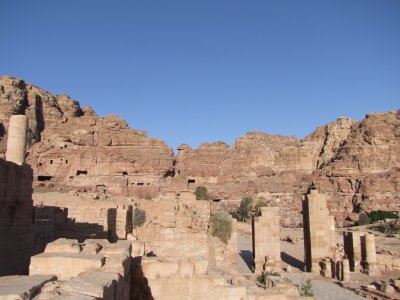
[1,1,399,151]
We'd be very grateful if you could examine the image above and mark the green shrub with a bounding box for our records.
[195,186,209,200]
[133,207,146,227]
[210,210,232,243]
[369,210,399,223]
[237,197,253,221]
[299,279,314,297]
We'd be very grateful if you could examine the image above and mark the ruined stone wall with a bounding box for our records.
[133,194,211,258]
[33,192,132,243]
[135,256,247,300]
[0,238,132,299]
[0,159,34,276]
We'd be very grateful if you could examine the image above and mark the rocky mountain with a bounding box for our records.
[1,75,399,226]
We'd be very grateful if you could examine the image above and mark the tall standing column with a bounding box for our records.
[6,115,28,165]
[365,233,381,276]
[302,188,336,272]
[252,206,281,274]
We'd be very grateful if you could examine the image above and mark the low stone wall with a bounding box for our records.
[0,238,132,300]
[133,196,211,258]
[0,159,34,276]
[33,192,132,243]
[133,256,247,300]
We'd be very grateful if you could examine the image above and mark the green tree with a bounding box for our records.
[369,210,399,223]
[210,210,232,243]
[237,197,253,221]
[195,186,209,200]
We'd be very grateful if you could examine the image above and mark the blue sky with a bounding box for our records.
[1,1,399,151]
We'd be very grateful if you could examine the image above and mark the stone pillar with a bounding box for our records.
[6,115,28,165]
[342,258,350,281]
[225,217,238,268]
[343,231,366,272]
[321,258,333,278]
[116,205,133,240]
[302,188,336,272]
[336,260,342,280]
[252,206,281,274]
[365,233,381,276]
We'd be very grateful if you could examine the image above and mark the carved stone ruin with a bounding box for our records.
[252,206,281,274]
[343,230,381,276]
[302,188,336,273]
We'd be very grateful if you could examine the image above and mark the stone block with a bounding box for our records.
[81,242,102,255]
[142,259,179,279]
[30,253,105,280]
[102,254,131,276]
[101,240,131,257]
[60,271,121,299]
[0,275,56,300]
[178,262,194,279]
[129,240,145,257]
[379,283,395,295]
[45,238,81,254]
[190,256,208,275]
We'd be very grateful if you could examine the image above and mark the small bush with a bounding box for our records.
[195,186,209,200]
[299,279,314,297]
[210,210,232,243]
[237,197,253,221]
[133,207,146,227]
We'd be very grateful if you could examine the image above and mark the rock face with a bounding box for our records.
[0,76,175,197]
[1,75,399,225]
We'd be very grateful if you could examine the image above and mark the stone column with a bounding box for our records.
[302,188,336,272]
[365,233,381,276]
[252,206,281,274]
[342,258,350,281]
[6,115,28,165]
[321,258,333,278]
[344,231,365,272]
[225,217,238,268]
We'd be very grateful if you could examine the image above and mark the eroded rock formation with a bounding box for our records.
[1,75,399,226]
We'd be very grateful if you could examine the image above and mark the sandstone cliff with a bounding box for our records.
[0,76,175,197]
[1,75,399,226]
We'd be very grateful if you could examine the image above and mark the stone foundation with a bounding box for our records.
[0,159,34,276]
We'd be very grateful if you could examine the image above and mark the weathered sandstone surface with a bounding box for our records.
[1,75,399,226]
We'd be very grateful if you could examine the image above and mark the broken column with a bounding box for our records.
[302,188,336,273]
[343,231,364,272]
[252,206,281,274]
[6,115,28,165]
[365,233,381,276]
[342,258,350,281]
[320,258,333,278]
